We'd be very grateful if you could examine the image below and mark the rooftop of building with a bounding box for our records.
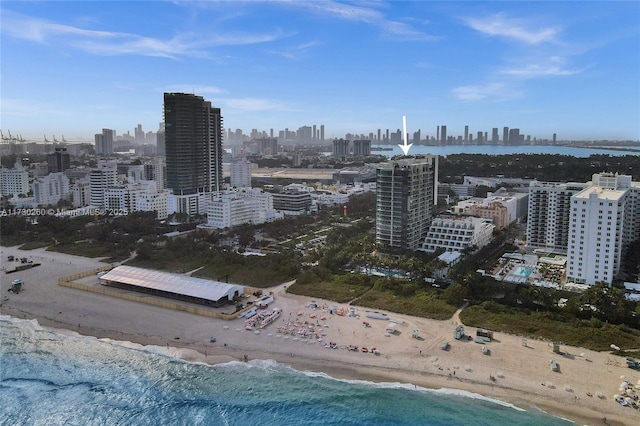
[573,185,627,201]
[99,265,243,302]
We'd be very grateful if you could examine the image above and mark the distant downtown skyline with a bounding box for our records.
[1,1,639,141]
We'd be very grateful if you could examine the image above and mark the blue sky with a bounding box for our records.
[1,1,639,142]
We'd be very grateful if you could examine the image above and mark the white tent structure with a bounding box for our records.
[100,265,244,307]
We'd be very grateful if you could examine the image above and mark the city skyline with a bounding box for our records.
[1,1,639,141]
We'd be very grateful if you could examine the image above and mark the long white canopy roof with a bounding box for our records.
[99,265,243,302]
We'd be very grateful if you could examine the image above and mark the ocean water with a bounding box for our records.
[0,316,572,426]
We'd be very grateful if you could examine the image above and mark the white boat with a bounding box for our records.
[614,394,626,405]
[549,359,559,372]
[365,311,389,320]
[482,345,489,355]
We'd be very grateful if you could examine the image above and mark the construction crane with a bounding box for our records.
[44,135,49,142]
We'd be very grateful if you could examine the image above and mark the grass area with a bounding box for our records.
[194,262,293,288]
[354,289,458,320]
[287,274,374,303]
[0,236,26,247]
[47,242,130,262]
[460,303,640,352]
[127,254,209,274]
[18,241,51,250]
[287,268,457,319]
[128,247,298,287]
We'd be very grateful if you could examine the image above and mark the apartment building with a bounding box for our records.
[566,173,640,285]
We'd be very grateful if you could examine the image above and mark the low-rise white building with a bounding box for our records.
[421,215,495,253]
[137,190,169,220]
[205,189,282,229]
[102,181,169,218]
[0,159,29,197]
[32,172,70,206]
[72,178,91,208]
[453,189,527,230]
[312,191,349,206]
[167,192,209,216]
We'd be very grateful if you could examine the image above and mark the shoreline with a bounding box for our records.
[1,245,637,425]
[8,314,607,425]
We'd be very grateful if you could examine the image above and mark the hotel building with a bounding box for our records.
[421,215,495,253]
[526,181,589,252]
[566,173,640,285]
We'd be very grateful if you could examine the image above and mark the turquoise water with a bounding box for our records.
[514,266,533,278]
[0,316,573,425]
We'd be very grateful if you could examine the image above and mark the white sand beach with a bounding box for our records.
[1,245,638,425]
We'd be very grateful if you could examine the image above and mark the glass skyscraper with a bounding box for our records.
[163,92,223,196]
[375,156,439,250]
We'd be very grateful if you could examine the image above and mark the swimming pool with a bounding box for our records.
[513,266,533,278]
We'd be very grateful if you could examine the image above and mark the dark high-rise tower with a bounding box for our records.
[163,92,223,195]
[503,127,509,144]
[47,147,70,174]
[375,156,438,250]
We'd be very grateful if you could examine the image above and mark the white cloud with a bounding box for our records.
[501,57,586,78]
[266,40,320,60]
[1,10,288,59]
[462,13,560,45]
[283,0,436,41]
[452,83,522,101]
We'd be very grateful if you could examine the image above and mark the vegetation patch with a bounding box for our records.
[460,303,640,351]
[47,241,130,262]
[287,269,374,303]
[18,241,51,250]
[355,288,458,320]
[193,252,299,288]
